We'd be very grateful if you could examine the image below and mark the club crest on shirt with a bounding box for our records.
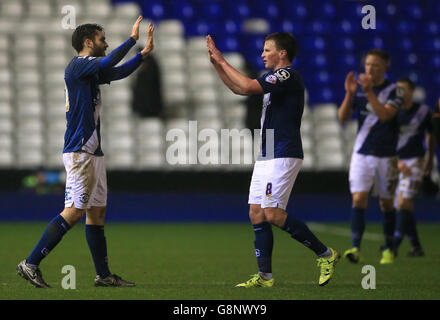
[274,69,290,82]
[265,74,277,84]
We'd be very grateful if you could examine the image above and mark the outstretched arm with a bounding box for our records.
[99,22,155,83]
[99,16,143,70]
[207,35,262,95]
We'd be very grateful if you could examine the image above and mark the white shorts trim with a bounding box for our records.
[396,157,424,199]
[248,158,302,210]
[63,152,107,210]
[349,152,399,199]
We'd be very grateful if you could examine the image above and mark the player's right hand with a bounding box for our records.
[141,22,155,57]
[398,161,412,177]
[130,16,143,40]
[345,72,357,96]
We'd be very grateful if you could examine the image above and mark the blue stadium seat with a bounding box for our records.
[304,53,328,70]
[424,21,440,35]
[280,1,308,20]
[217,36,239,53]
[335,19,361,35]
[185,20,218,37]
[334,53,358,70]
[395,20,418,35]
[251,1,280,19]
[308,1,336,20]
[402,3,424,20]
[336,1,364,20]
[312,70,331,86]
[199,1,223,21]
[240,34,265,55]
[141,0,166,20]
[224,0,250,20]
[168,0,194,20]
[331,36,355,52]
[270,20,304,35]
[218,19,242,35]
[393,37,415,52]
[394,53,420,70]
[308,87,335,105]
[416,36,440,52]
[248,53,265,71]
[303,36,328,51]
[305,20,332,35]
[359,36,386,52]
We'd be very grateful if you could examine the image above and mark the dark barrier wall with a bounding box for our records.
[1,192,438,222]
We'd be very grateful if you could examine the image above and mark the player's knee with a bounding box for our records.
[263,208,285,227]
[379,199,394,212]
[397,198,413,211]
[86,207,107,223]
[61,206,85,226]
[352,193,368,208]
[249,205,264,224]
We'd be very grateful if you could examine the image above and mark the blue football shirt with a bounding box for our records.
[396,102,432,159]
[351,79,403,157]
[256,66,304,159]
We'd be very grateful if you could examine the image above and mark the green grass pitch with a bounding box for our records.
[1,222,439,300]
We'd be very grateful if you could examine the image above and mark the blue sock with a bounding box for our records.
[393,210,404,249]
[383,210,396,250]
[282,214,327,256]
[85,225,111,278]
[253,222,273,273]
[400,210,421,248]
[351,207,365,249]
[26,215,70,267]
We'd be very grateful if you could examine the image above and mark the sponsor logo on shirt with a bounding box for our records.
[265,74,277,84]
[274,69,290,82]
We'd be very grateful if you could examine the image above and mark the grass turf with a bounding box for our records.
[1,222,439,300]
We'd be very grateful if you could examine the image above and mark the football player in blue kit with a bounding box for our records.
[393,78,434,257]
[338,49,404,264]
[17,17,154,288]
[207,32,340,287]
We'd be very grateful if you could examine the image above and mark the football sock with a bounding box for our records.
[26,215,71,267]
[85,225,111,278]
[383,209,396,250]
[400,210,421,248]
[282,214,328,256]
[253,222,273,274]
[258,272,273,280]
[351,207,365,249]
[393,210,404,249]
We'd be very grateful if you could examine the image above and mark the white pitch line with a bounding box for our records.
[307,222,382,241]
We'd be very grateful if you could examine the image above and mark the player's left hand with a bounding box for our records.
[398,161,412,177]
[141,22,155,57]
[358,73,373,93]
[424,158,433,176]
[206,35,224,64]
[130,16,143,40]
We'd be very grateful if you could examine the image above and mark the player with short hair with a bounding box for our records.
[16,17,155,288]
[207,32,340,287]
[338,49,403,264]
[392,77,434,257]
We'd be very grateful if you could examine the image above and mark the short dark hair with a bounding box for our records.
[72,23,103,53]
[397,77,416,91]
[265,32,298,62]
[366,48,390,67]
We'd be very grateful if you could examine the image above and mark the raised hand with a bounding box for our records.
[130,16,143,41]
[345,72,357,96]
[358,73,373,93]
[141,22,155,57]
[206,35,224,64]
